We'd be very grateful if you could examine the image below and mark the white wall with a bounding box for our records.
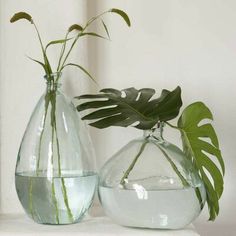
[1,0,236,235]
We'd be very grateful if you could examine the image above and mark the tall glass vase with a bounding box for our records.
[15,73,97,225]
[98,123,206,229]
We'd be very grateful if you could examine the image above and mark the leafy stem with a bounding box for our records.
[32,22,52,75]
[165,121,180,130]
[10,9,130,82]
[50,89,74,223]
[36,93,50,174]
[57,11,109,74]
[120,139,148,186]
[57,32,70,72]
[50,103,60,224]
[152,138,189,187]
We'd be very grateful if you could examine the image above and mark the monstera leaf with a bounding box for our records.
[76,86,182,130]
[178,102,224,221]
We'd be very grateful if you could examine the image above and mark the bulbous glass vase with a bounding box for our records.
[15,73,97,225]
[99,123,206,229]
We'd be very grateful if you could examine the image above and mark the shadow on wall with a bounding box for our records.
[195,222,235,236]
[87,0,100,91]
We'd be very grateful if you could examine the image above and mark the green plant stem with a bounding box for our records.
[28,177,34,219]
[51,90,74,223]
[61,178,74,222]
[152,139,189,187]
[29,93,50,222]
[180,131,205,208]
[153,137,204,209]
[58,34,82,74]
[51,117,60,224]
[54,115,74,223]
[32,22,52,75]
[57,32,70,72]
[120,140,148,186]
[195,187,204,209]
[58,11,109,75]
[51,179,60,224]
[165,121,180,130]
[36,95,50,175]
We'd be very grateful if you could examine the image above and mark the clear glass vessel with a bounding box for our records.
[15,73,97,225]
[98,123,206,229]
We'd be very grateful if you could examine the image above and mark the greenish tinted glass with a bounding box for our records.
[99,124,206,229]
[15,73,97,225]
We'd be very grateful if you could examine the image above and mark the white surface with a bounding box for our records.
[0,0,236,235]
[0,214,199,236]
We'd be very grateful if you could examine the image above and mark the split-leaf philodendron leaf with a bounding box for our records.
[76,86,182,130]
[178,102,224,221]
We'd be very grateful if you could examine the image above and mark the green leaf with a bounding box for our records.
[102,20,110,39]
[45,38,73,51]
[68,24,83,32]
[80,32,108,40]
[26,55,47,73]
[178,102,225,221]
[10,12,32,23]
[76,86,182,130]
[110,8,131,27]
[61,63,96,84]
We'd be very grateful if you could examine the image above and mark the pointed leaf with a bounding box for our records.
[110,8,131,27]
[76,86,182,129]
[62,63,96,84]
[45,38,73,51]
[178,102,224,221]
[68,24,83,32]
[80,32,108,40]
[10,12,32,23]
[26,55,46,72]
[102,20,110,39]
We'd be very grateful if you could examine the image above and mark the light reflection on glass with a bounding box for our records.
[133,183,148,200]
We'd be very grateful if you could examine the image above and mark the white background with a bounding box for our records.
[0,1,235,235]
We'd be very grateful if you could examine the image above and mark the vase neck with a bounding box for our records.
[143,122,164,140]
[44,72,62,92]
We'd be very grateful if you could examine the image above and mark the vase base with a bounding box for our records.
[16,173,97,225]
[99,185,204,229]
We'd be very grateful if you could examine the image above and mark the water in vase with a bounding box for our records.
[99,185,205,229]
[16,172,97,224]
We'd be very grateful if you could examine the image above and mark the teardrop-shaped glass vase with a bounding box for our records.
[98,123,206,229]
[15,73,97,224]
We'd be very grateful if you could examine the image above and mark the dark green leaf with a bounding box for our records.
[62,63,96,84]
[76,86,182,130]
[10,12,32,23]
[110,8,131,27]
[178,102,225,221]
[102,20,110,39]
[45,38,73,51]
[26,55,46,73]
[68,24,83,32]
[80,32,108,40]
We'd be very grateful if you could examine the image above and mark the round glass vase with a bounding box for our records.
[15,73,97,225]
[98,124,206,229]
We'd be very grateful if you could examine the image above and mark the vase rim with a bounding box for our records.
[143,122,165,139]
[44,72,62,81]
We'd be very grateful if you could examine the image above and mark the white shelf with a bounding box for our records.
[0,214,200,236]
